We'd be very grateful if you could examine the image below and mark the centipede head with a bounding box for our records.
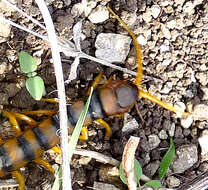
[99,80,138,116]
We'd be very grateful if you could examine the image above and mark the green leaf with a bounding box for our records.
[119,159,142,185]
[134,159,142,183]
[26,76,44,100]
[119,163,127,185]
[19,51,37,73]
[159,137,175,179]
[144,180,161,189]
[52,166,62,190]
[27,71,37,78]
[68,87,93,162]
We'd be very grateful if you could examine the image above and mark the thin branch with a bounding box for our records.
[0,16,48,41]
[2,0,46,30]
[35,1,71,190]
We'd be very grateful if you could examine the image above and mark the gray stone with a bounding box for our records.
[166,176,181,188]
[122,113,139,133]
[95,33,131,63]
[172,144,198,173]
[148,134,161,150]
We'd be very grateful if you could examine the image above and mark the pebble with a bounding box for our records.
[148,134,161,150]
[71,1,97,17]
[192,104,208,121]
[88,5,109,23]
[0,62,7,74]
[166,20,177,29]
[158,130,168,140]
[195,72,208,86]
[95,33,131,63]
[201,87,208,100]
[183,1,195,15]
[172,144,198,173]
[94,182,119,190]
[137,35,147,46]
[160,82,173,94]
[0,93,8,105]
[198,130,208,162]
[181,116,193,129]
[151,5,161,19]
[0,14,11,43]
[122,113,139,133]
[166,176,181,188]
[143,10,152,23]
[161,24,171,39]
[143,160,160,177]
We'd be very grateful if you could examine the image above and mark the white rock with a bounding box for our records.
[159,130,168,139]
[160,82,173,94]
[166,20,177,29]
[137,35,147,45]
[168,122,176,137]
[192,104,208,120]
[161,24,171,39]
[160,44,170,53]
[0,14,11,43]
[122,113,139,133]
[151,5,161,19]
[88,5,109,23]
[181,116,193,129]
[199,130,208,161]
[143,11,152,23]
[174,0,186,5]
[148,134,161,150]
[183,1,195,15]
[95,33,131,63]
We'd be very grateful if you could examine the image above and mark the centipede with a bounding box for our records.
[0,7,188,190]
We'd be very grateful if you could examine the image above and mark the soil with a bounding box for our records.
[0,0,208,190]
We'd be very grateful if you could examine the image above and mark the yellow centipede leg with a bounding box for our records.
[11,171,25,190]
[79,126,88,140]
[11,112,38,127]
[2,110,22,135]
[94,119,112,140]
[51,146,62,154]
[34,158,55,173]
[41,98,60,103]
[139,89,189,116]
[86,71,104,96]
[21,110,57,116]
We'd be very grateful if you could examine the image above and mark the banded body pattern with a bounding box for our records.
[0,119,59,176]
[66,91,105,127]
[65,81,138,128]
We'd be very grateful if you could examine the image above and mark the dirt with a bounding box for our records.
[0,0,208,190]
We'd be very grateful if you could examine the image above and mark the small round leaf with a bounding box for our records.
[26,76,44,100]
[19,51,37,73]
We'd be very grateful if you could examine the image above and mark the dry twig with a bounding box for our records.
[122,136,140,190]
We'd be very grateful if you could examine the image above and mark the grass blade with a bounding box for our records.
[68,87,93,162]
[159,137,175,179]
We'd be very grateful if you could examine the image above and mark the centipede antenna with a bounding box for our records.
[107,7,143,87]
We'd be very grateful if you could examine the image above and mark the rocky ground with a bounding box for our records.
[0,0,208,189]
